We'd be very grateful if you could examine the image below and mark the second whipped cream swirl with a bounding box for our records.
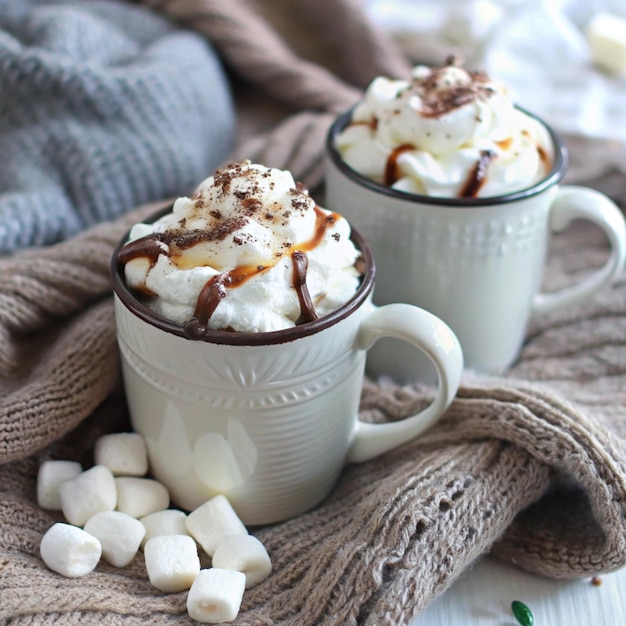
[119,161,362,336]
[335,58,553,198]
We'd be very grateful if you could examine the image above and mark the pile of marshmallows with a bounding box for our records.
[37,432,271,624]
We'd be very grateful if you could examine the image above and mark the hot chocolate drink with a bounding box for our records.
[110,161,464,523]
[325,59,626,381]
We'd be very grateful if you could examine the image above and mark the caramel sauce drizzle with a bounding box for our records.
[350,117,378,131]
[118,205,340,337]
[295,206,338,253]
[522,129,552,173]
[537,145,550,168]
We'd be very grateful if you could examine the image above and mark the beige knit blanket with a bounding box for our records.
[2,1,626,624]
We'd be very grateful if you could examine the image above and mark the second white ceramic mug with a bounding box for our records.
[111,216,463,525]
[325,109,626,382]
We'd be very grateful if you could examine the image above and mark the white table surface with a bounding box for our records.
[410,556,625,625]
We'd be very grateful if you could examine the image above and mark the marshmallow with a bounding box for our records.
[93,432,149,476]
[587,12,626,76]
[139,509,189,548]
[185,495,248,557]
[37,460,82,510]
[115,477,170,518]
[83,510,146,568]
[40,523,102,578]
[144,534,200,592]
[186,568,246,624]
[59,465,117,526]
[212,534,272,588]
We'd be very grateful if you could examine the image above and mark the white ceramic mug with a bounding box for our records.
[325,109,626,382]
[111,216,463,525]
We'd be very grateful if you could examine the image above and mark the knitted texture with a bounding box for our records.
[136,0,412,189]
[1,0,626,624]
[0,0,235,254]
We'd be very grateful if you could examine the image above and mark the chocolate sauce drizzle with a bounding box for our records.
[118,205,339,338]
[385,143,414,187]
[292,251,318,325]
[183,274,230,339]
[460,149,496,198]
[117,233,166,267]
[376,140,547,199]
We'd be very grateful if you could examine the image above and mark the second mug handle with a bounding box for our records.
[346,303,463,463]
[532,185,626,316]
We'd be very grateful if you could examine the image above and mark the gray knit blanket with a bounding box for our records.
[0,0,234,254]
[1,1,625,624]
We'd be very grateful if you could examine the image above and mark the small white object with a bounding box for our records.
[115,477,169,518]
[83,510,146,568]
[587,12,626,75]
[144,534,200,592]
[212,534,272,588]
[37,460,82,510]
[139,509,189,548]
[59,465,117,526]
[185,495,248,557]
[40,522,102,578]
[186,568,246,624]
[93,432,149,476]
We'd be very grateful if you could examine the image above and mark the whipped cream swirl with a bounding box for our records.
[335,59,553,198]
[119,161,361,335]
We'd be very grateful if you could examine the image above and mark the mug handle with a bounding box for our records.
[347,303,463,463]
[532,185,626,316]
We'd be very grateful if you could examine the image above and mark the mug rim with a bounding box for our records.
[326,105,568,207]
[110,205,375,346]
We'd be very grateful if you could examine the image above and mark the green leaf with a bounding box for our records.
[511,600,535,626]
